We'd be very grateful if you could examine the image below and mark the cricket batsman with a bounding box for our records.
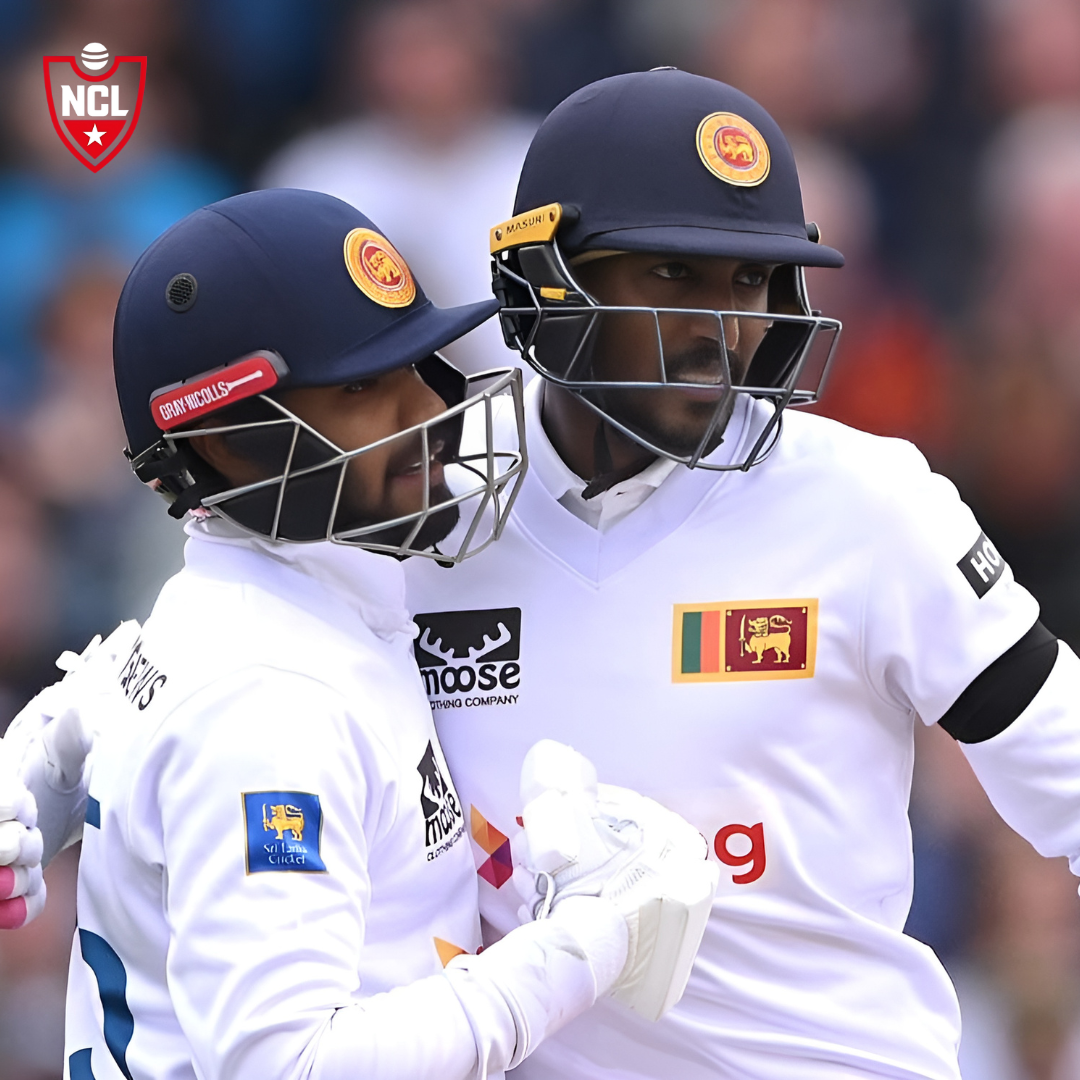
[401,71,1080,1079]
[0,186,718,1080]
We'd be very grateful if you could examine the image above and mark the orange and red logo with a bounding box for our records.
[470,805,513,889]
[43,43,145,172]
[696,112,771,187]
[673,598,817,682]
[343,228,417,309]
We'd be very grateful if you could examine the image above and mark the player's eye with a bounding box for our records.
[735,267,769,288]
[343,378,377,393]
[651,262,692,281]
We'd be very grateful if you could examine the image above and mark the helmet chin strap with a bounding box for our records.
[581,419,658,501]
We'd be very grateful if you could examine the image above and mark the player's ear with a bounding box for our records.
[187,426,265,487]
[766,265,807,316]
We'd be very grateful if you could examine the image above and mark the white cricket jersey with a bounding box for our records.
[403,381,1039,1080]
[65,522,480,1080]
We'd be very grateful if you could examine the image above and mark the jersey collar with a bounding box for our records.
[527,378,679,532]
[183,517,416,642]
[511,381,764,582]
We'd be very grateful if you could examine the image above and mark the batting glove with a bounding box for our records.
[515,740,720,1021]
[0,743,44,929]
[0,620,141,928]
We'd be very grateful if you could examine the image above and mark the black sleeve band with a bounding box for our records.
[938,621,1059,744]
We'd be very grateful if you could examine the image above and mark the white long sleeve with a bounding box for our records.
[313,897,627,1080]
[962,642,1080,876]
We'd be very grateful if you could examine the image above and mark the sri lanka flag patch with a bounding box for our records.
[243,791,326,873]
[673,599,818,682]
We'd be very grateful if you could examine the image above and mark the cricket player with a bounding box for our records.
[399,71,1080,1079]
[9,71,1079,1080]
[0,186,717,1080]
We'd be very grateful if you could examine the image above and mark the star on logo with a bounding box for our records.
[84,125,105,146]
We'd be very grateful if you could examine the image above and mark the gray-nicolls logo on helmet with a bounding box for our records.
[115,188,527,563]
[490,70,844,497]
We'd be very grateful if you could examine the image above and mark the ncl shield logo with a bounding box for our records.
[43,43,145,172]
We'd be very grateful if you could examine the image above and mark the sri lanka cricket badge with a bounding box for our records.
[242,791,326,874]
[343,228,417,308]
[673,599,818,682]
[43,43,146,172]
[696,112,771,187]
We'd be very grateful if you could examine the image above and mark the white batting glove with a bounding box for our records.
[515,740,720,1021]
[0,742,44,929]
[0,620,141,924]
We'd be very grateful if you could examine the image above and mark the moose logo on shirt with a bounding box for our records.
[417,741,464,860]
[673,599,818,682]
[413,607,522,709]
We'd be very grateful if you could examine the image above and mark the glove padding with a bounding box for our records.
[0,620,140,928]
[0,747,44,929]
[515,740,720,1021]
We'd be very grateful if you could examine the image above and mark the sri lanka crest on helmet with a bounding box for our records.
[696,112,771,187]
[343,228,417,308]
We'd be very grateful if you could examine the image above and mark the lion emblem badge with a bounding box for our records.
[696,111,771,187]
[343,227,417,308]
[674,600,817,682]
[262,803,304,842]
[243,791,325,873]
[739,614,793,664]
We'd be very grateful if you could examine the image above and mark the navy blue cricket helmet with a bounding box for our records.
[514,68,843,268]
[116,188,525,559]
[116,188,496,460]
[491,70,844,478]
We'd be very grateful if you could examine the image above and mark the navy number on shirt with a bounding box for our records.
[76,928,135,1079]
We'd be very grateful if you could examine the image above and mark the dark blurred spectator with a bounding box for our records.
[965,827,1080,1080]
[908,722,997,966]
[0,0,41,62]
[953,104,1080,647]
[977,0,1080,111]
[909,724,1080,1080]
[24,260,130,510]
[19,260,185,654]
[0,846,78,1079]
[794,137,959,465]
[0,462,55,728]
[685,0,996,317]
[691,0,925,138]
[501,0,632,114]
[185,0,346,176]
[618,0,722,71]
[261,0,536,374]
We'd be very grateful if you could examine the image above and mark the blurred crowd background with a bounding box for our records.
[0,0,1079,1077]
